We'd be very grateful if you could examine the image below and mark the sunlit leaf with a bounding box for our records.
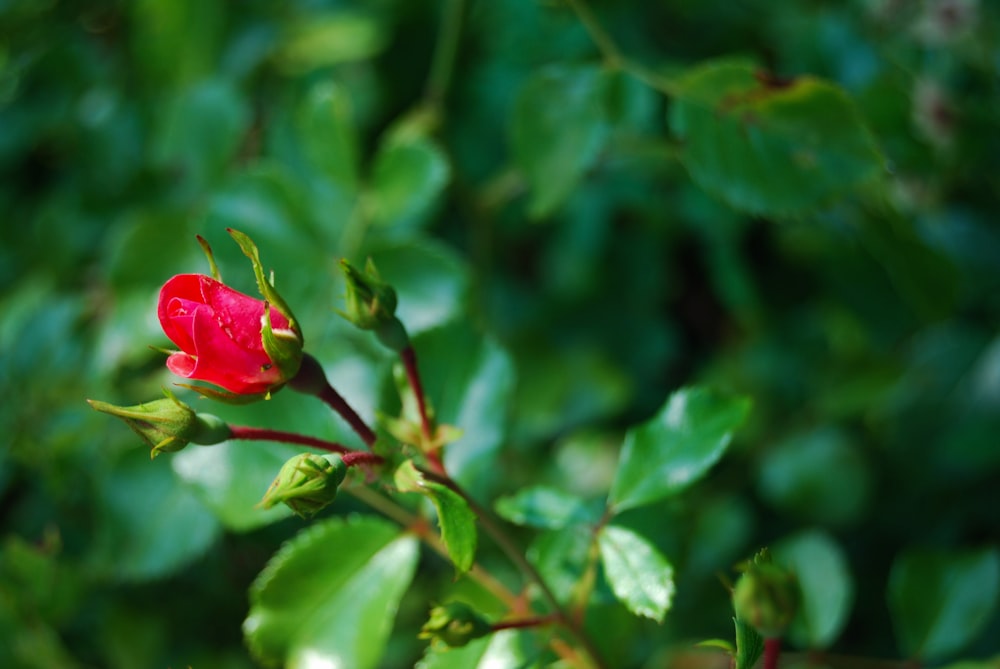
[598,525,675,622]
[395,460,477,573]
[244,515,418,669]
[610,387,751,512]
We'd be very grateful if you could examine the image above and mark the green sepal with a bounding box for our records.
[259,453,348,519]
[734,617,765,669]
[419,601,493,649]
[696,639,736,653]
[260,302,304,386]
[176,382,277,405]
[227,227,303,340]
[87,388,232,458]
[339,258,400,334]
[196,234,222,281]
[394,460,477,573]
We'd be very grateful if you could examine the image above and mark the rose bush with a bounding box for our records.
[158,274,295,394]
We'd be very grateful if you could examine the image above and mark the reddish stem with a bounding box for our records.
[290,353,378,448]
[491,613,559,633]
[229,425,351,454]
[765,637,781,669]
[317,383,377,447]
[401,346,433,441]
[401,345,446,474]
[341,451,384,467]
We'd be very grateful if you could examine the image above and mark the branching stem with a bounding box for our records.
[229,425,352,454]
[422,469,609,669]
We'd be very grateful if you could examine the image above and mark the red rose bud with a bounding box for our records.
[259,453,348,519]
[158,274,301,396]
[87,392,231,458]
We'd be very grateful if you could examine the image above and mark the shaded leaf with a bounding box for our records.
[494,486,599,530]
[91,450,219,581]
[276,12,388,71]
[669,59,884,216]
[774,529,854,649]
[887,546,1000,661]
[297,82,360,191]
[368,134,451,234]
[511,65,608,218]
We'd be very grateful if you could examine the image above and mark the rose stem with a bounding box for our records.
[316,383,377,447]
[229,426,351,454]
[421,468,609,669]
[290,353,378,448]
[765,637,781,669]
[400,345,442,472]
[491,614,559,632]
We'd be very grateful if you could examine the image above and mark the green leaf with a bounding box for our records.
[151,80,250,196]
[367,134,451,234]
[494,486,598,530]
[395,460,478,573]
[734,617,765,669]
[598,525,675,623]
[527,525,593,604]
[171,441,294,531]
[669,59,884,216]
[417,630,537,669]
[276,11,388,71]
[244,515,419,669]
[774,529,854,649]
[757,427,873,527]
[91,450,220,581]
[297,82,360,192]
[887,546,1000,661]
[511,65,608,219]
[609,386,751,512]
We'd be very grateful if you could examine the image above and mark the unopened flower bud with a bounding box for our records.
[419,602,492,648]
[87,391,231,458]
[732,550,800,638]
[259,453,348,519]
[339,259,409,351]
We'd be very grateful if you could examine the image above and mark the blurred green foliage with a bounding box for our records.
[2,0,999,667]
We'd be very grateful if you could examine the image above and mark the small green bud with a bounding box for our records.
[340,258,405,340]
[87,390,231,458]
[732,549,799,638]
[259,453,348,519]
[419,602,492,648]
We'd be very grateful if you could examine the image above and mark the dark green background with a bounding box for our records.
[2,1,999,667]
